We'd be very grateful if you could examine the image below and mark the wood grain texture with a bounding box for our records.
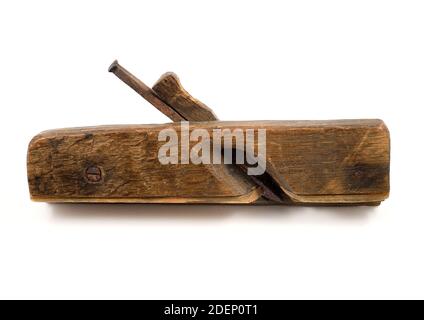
[153,72,218,121]
[27,120,390,204]
[109,62,264,201]
[152,72,286,203]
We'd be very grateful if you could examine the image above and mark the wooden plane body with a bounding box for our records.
[27,119,390,205]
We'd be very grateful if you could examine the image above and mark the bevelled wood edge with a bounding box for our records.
[30,187,262,204]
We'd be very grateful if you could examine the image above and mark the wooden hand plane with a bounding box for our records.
[27,61,390,205]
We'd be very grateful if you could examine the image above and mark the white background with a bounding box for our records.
[0,1,423,299]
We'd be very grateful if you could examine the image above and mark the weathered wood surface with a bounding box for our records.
[152,71,286,203]
[153,72,218,121]
[108,62,266,201]
[28,61,390,205]
[27,120,390,204]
